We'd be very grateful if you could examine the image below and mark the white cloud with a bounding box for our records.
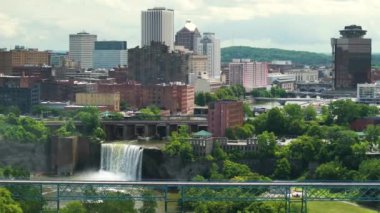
[0,13,20,38]
[0,0,379,52]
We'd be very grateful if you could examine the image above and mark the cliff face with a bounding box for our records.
[0,140,49,173]
[142,148,212,180]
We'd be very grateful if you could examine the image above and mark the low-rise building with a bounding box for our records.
[284,68,319,83]
[75,92,120,111]
[357,83,380,104]
[268,73,296,92]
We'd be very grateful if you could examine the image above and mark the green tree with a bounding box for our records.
[61,201,86,213]
[315,161,349,180]
[257,131,277,158]
[164,126,193,163]
[303,105,317,121]
[0,187,22,213]
[75,107,101,135]
[266,108,286,135]
[243,102,253,117]
[211,143,227,161]
[195,92,206,106]
[364,125,380,150]
[273,158,291,180]
[358,159,380,180]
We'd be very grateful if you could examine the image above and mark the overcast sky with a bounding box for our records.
[0,0,379,53]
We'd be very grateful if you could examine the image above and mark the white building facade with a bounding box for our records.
[93,41,128,69]
[284,69,319,83]
[69,32,97,70]
[357,83,380,104]
[228,59,268,91]
[196,33,221,79]
[141,7,174,51]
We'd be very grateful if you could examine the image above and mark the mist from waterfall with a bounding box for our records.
[100,143,143,181]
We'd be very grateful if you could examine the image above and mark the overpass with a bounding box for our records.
[253,97,323,105]
[1,180,379,213]
[45,116,208,140]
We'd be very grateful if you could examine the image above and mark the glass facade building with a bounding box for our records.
[331,25,371,90]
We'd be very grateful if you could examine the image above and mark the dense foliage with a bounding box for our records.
[135,105,161,120]
[164,126,194,164]
[251,87,287,98]
[0,114,49,143]
[195,85,245,106]
[221,46,331,65]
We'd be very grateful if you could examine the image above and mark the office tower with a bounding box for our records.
[93,41,128,69]
[69,32,97,70]
[208,100,244,137]
[141,7,174,51]
[128,42,189,85]
[228,59,268,91]
[197,33,221,79]
[175,20,201,51]
[331,25,371,90]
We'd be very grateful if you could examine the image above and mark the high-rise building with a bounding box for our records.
[175,20,201,51]
[197,33,221,79]
[331,25,371,90]
[207,100,244,137]
[0,46,49,75]
[141,7,174,51]
[128,42,189,85]
[93,41,128,69]
[228,59,268,91]
[69,32,97,70]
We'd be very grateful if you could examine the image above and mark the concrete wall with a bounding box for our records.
[0,140,49,173]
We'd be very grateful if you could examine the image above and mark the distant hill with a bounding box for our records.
[221,46,331,65]
[221,46,380,66]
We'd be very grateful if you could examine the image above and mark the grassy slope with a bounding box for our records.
[307,201,376,213]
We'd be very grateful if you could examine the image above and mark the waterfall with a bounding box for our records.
[100,143,143,180]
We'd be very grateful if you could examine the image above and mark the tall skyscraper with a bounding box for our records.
[197,33,221,79]
[175,20,201,51]
[93,41,128,69]
[141,7,174,51]
[228,59,268,91]
[69,32,97,70]
[331,25,371,90]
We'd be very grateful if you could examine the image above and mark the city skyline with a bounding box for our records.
[0,0,380,53]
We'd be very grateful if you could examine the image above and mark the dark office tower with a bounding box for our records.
[175,20,201,51]
[128,42,189,85]
[331,25,371,90]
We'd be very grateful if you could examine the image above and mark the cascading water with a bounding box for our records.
[100,143,143,180]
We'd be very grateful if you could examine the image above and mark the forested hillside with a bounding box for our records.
[221,46,380,66]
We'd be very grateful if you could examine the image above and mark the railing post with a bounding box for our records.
[164,186,168,213]
[285,186,291,213]
[180,185,184,213]
[302,186,308,213]
[56,183,60,212]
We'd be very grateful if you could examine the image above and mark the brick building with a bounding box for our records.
[97,81,195,114]
[0,75,41,112]
[128,42,190,85]
[97,81,143,108]
[0,46,49,75]
[41,79,97,102]
[207,100,244,137]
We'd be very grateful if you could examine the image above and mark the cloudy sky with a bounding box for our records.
[0,0,379,53]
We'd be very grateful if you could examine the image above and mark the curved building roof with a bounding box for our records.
[184,20,197,32]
